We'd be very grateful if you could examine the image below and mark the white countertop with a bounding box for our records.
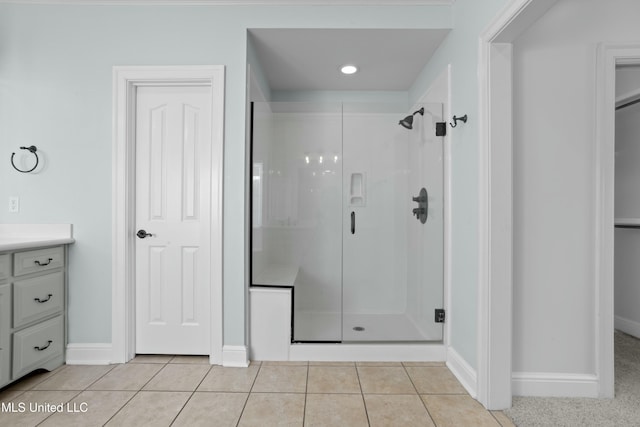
[0,224,75,252]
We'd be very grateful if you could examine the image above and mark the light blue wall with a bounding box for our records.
[0,3,453,349]
[409,0,511,368]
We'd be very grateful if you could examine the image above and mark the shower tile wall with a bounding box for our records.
[342,112,409,317]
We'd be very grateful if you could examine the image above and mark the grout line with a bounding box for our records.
[490,410,511,427]
[403,363,438,426]
[101,389,140,426]
[169,392,194,425]
[302,362,309,426]
[235,360,262,426]
[192,364,214,392]
[83,364,118,391]
[353,362,373,425]
[139,362,169,391]
[101,356,174,424]
[354,364,364,395]
[403,364,421,395]
[34,389,84,426]
[168,362,213,425]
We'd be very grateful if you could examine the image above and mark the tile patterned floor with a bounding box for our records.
[0,357,515,426]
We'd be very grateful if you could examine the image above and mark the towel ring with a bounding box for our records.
[11,146,39,173]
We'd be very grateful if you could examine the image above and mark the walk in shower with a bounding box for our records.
[251,101,444,343]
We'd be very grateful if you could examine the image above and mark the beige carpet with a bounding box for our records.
[505,331,640,426]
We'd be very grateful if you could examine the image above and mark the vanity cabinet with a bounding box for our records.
[0,282,10,387]
[0,246,67,389]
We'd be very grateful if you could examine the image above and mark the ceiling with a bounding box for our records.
[248,28,450,92]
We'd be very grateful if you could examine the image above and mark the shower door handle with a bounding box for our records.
[351,211,355,234]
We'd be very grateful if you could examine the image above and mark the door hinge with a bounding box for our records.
[435,309,445,323]
[435,122,447,137]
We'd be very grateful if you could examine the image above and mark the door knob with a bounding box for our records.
[136,229,153,239]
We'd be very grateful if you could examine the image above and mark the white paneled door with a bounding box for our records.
[135,85,212,354]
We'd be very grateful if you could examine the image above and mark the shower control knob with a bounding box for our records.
[412,194,427,203]
[413,207,425,218]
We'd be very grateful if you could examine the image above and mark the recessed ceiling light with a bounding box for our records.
[340,65,358,75]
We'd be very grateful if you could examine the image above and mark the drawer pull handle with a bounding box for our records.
[34,258,53,266]
[34,340,53,351]
[34,294,53,303]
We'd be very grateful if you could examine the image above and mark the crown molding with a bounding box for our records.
[1,0,454,5]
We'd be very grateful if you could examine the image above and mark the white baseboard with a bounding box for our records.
[446,347,477,398]
[222,345,249,367]
[66,343,113,365]
[615,315,640,339]
[512,372,599,397]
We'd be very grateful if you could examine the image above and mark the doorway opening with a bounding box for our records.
[611,60,640,399]
[595,45,640,398]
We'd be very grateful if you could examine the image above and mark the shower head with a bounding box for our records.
[399,115,414,130]
[399,107,425,130]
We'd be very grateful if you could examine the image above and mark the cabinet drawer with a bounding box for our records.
[14,246,64,277]
[0,254,10,281]
[13,272,64,328]
[12,315,63,379]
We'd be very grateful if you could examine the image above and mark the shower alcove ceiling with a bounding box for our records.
[248,28,449,351]
[248,28,450,92]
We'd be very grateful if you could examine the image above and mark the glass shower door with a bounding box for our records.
[251,102,343,342]
[252,101,444,344]
[341,103,444,342]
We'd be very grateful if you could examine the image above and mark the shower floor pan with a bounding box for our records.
[294,311,429,342]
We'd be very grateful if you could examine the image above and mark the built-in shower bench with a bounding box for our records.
[252,264,298,287]
[250,265,298,360]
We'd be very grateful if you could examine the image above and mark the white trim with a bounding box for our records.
[477,0,559,410]
[446,346,477,398]
[444,65,453,352]
[66,343,113,365]
[595,43,640,399]
[289,344,446,362]
[615,316,640,339]
[512,372,599,398]
[112,65,225,365]
[2,0,454,5]
[222,345,250,367]
[477,39,514,411]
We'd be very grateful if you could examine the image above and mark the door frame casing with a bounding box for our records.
[595,43,640,398]
[112,65,225,364]
[477,0,559,409]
